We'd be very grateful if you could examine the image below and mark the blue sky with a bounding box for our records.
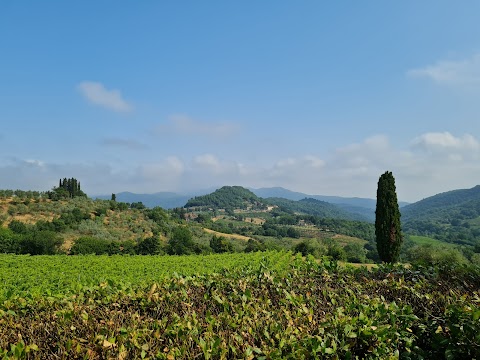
[1,1,480,202]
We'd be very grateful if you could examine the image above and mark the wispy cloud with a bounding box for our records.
[100,138,148,150]
[77,81,132,112]
[407,54,480,85]
[156,115,240,138]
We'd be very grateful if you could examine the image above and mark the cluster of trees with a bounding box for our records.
[0,222,63,255]
[70,228,238,256]
[0,190,45,199]
[47,178,86,200]
[293,239,367,263]
[254,221,300,238]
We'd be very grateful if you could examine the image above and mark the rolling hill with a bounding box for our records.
[185,186,264,210]
[402,185,480,246]
[265,197,370,221]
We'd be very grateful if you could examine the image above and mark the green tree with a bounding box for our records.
[167,227,195,255]
[375,171,403,263]
[210,235,233,253]
[137,236,162,255]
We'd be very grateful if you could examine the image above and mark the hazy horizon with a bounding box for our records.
[2,2,480,203]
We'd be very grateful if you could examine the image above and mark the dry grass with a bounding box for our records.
[202,228,251,241]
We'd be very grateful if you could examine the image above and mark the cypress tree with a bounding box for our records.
[375,171,402,263]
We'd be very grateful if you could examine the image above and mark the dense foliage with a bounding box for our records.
[0,253,478,359]
[375,171,403,263]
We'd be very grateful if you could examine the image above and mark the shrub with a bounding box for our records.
[327,243,347,261]
[244,239,266,252]
[136,236,162,255]
[167,227,196,255]
[70,236,110,255]
[0,228,20,254]
[19,230,62,255]
[294,239,326,258]
[210,235,233,253]
[344,243,367,263]
[8,220,29,234]
[406,244,469,267]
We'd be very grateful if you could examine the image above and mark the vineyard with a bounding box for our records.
[0,252,479,359]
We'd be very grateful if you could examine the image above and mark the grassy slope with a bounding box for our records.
[409,235,458,248]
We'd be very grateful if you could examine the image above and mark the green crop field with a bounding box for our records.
[0,251,291,301]
[1,252,479,359]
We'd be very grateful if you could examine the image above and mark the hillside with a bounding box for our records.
[266,197,369,221]
[251,187,409,221]
[402,185,480,246]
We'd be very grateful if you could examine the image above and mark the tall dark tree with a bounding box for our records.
[375,171,402,263]
[50,177,86,199]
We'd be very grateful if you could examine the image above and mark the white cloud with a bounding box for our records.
[407,54,480,85]
[3,132,480,203]
[77,81,132,112]
[156,115,240,138]
[411,132,480,152]
[24,159,45,167]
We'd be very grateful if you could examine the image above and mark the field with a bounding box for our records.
[1,252,479,359]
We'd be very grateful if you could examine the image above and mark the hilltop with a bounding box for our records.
[185,186,265,210]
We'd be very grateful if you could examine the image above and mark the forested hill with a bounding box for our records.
[266,197,370,222]
[184,186,264,210]
[402,185,480,246]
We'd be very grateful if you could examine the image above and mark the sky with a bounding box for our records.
[1,1,480,203]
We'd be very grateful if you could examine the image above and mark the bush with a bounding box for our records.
[70,236,110,255]
[8,220,29,234]
[344,243,367,263]
[244,239,266,252]
[19,230,62,255]
[210,235,233,253]
[167,227,196,255]
[0,228,20,254]
[294,239,326,258]
[406,244,469,267]
[136,237,162,255]
[326,243,347,261]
